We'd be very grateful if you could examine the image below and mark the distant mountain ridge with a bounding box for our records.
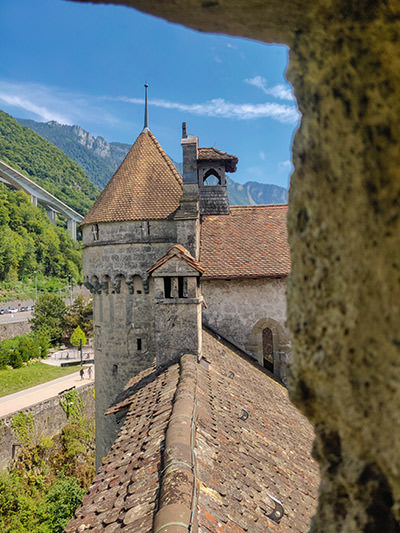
[17,118,288,205]
[17,118,131,190]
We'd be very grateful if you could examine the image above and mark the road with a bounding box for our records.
[0,370,94,418]
[0,310,32,325]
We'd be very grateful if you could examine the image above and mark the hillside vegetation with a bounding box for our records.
[0,111,99,215]
[0,187,81,283]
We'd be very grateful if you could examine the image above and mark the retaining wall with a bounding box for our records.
[0,383,94,470]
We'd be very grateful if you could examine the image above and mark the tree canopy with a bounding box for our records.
[0,187,82,283]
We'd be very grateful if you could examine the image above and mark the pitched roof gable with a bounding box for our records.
[198,146,238,172]
[147,244,205,276]
[81,130,182,225]
[199,204,290,279]
[67,329,319,532]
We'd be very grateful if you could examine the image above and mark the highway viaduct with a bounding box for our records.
[0,159,83,240]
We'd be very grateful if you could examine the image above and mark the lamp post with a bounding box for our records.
[34,270,37,303]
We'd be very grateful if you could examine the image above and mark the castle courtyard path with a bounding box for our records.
[0,370,94,417]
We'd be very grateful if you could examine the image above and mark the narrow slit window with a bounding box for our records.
[178,277,186,298]
[137,338,142,351]
[164,277,171,298]
[112,364,118,376]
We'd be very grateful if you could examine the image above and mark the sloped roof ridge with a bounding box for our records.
[198,146,236,160]
[229,203,288,210]
[153,353,197,532]
[148,129,182,187]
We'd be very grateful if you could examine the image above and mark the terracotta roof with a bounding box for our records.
[147,244,205,275]
[199,204,290,280]
[67,329,319,532]
[81,130,182,225]
[198,147,238,172]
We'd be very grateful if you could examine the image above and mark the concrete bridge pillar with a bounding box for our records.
[46,207,57,226]
[67,219,77,241]
[30,195,38,207]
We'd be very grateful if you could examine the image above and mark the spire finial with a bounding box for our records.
[143,83,149,132]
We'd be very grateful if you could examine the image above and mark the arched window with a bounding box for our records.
[203,169,221,186]
[262,327,274,371]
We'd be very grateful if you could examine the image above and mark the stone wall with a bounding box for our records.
[0,383,94,470]
[0,320,31,342]
[201,278,290,380]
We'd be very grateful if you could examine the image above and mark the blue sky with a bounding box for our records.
[0,0,299,188]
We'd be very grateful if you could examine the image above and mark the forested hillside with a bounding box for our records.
[0,187,81,283]
[0,111,99,215]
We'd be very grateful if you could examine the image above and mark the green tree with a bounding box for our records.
[64,296,93,341]
[70,326,86,348]
[31,294,66,345]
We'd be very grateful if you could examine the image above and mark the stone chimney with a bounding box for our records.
[174,123,200,258]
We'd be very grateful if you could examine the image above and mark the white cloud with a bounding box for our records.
[116,95,299,124]
[0,84,72,124]
[0,79,299,129]
[0,80,119,128]
[244,75,294,101]
[278,160,293,172]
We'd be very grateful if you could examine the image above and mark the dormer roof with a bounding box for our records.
[198,146,238,172]
[81,130,182,225]
[147,244,205,276]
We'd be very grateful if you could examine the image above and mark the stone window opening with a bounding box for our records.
[137,338,142,351]
[112,364,118,376]
[141,220,150,239]
[164,277,171,298]
[178,277,188,298]
[91,224,99,241]
[203,170,221,186]
[262,327,274,372]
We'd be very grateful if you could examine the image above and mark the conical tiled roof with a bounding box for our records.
[81,130,182,225]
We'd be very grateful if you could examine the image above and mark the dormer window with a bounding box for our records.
[91,224,99,241]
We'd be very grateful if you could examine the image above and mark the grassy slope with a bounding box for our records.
[0,362,82,397]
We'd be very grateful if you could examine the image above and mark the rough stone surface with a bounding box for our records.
[0,320,31,342]
[201,278,290,379]
[77,0,400,530]
[0,383,94,470]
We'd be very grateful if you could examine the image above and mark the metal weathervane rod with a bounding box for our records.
[143,83,149,131]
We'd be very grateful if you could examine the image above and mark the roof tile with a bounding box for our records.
[200,205,290,279]
[81,130,182,225]
[68,330,318,532]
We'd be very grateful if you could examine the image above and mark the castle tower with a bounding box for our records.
[197,146,238,215]
[178,121,238,216]
[81,92,198,465]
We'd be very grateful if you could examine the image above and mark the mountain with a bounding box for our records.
[16,117,288,205]
[0,111,99,215]
[227,176,287,205]
[17,118,131,190]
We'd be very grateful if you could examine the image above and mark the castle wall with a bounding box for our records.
[201,277,290,381]
[82,219,196,466]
